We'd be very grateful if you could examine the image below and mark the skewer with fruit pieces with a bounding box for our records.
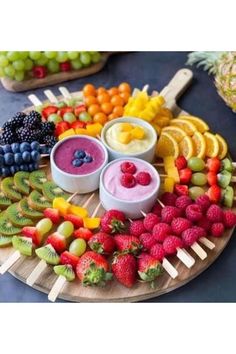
[26,193,95,287]
[0,192,78,275]
[48,201,101,302]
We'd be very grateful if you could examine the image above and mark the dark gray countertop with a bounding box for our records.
[0,52,235,302]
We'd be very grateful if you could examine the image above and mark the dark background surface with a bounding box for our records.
[0,51,235,302]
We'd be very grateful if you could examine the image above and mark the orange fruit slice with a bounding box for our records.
[192,131,206,159]
[179,136,194,159]
[162,126,187,143]
[215,133,228,159]
[170,119,196,136]
[156,132,179,159]
[204,132,219,158]
[178,115,209,133]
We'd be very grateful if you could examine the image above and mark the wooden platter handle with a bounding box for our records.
[160,68,193,102]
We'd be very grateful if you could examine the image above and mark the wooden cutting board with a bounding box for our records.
[0,69,235,302]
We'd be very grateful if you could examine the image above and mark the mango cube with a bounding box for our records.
[75,128,88,136]
[83,217,101,229]
[131,126,145,140]
[53,197,71,216]
[118,131,132,144]
[59,128,76,140]
[86,123,103,137]
[120,123,133,132]
[167,166,180,183]
[163,156,175,173]
[164,177,175,193]
[69,205,88,218]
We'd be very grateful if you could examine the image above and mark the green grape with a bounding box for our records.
[48,113,62,124]
[7,51,20,62]
[47,59,60,73]
[36,218,53,236]
[191,172,207,186]
[56,51,68,63]
[4,65,15,78]
[69,238,86,257]
[63,112,76,123]
[0,67,4,77]
[56,101,67,108]
[80,52,91,66]
[189,186,205,200]
[91,52,101,63]
[71,58,82,70]
[14,71,25,81]
[24,58,33,71]
[67,51,79,60]
[44,51,57,59]
[29,51,42,61]
[57,221,74,238]
[18,51,29,60]
[0,55,9,68]
[35,54,48,66]
[188,157,205,172]
[12,60,25,71]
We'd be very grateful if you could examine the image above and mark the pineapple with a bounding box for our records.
[187,51,236,112]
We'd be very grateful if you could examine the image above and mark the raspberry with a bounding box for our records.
[129,220,146,237]
[185,204,203,222]
[181,228,199,246]
[120,161,137,174]
[136,171,151,186]
[151,203,162,216]
[195,195,211,212]
[140,233,157,250]
[161,192,178,206]
[175,156,187,170]
[150,243,166,261]
[175,195,192,211]
[191,226,207,238]
[223,210,236,228]
[121,173,136,188]
[211,222,225,237]
[171,217,192,236]
[206,204,223,222]
[161,206,180,224]
[197,217,212,233]
[163,236,183,255]
[143,213,160,231]
[152,223,172,242]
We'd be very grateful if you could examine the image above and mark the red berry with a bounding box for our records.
[60,61,71,72]
[206,204,223,222]
[112,253,137,288]
[114,234,142,255]
[152,223,172,242]
[175,195,192,211]
[206,157,221,173]
[175,156,187,170]
[120,173,136,188]
[174,184,189,196]
[71,121,86,130]
[46,232,67,253]
[74,227,93,241]
[151,202,162,216]
[171,217,192,236]
[64,214,83,228]
[136,171,151,186]
[43,208,60,224]
[74,104,86,116]
[88,232,116,255]
[21,226,42,246]
[181,228,199,246]
[206,185,221,203]
[161,206,180,224]
[223,210,236,228]
[33,65,47,78]
[163,236,183,255]
[197,217,212,233]
[207,172,217,186]
[55,121,70,136]
[150,243,166,261]
[140,233,157,250]
[195,195,211,212]
[143,213,160,231]
[60,251,79,270]
[179,168,192,184]
[42,105,58,119]
[185,204,203,222]
[129,219,146,236]
[161,192,178,206]
[191,226,207,238]
[58,106,73,117]
[101,210,125,234]
[211,222,225,237]
[120,161,137,174]
[138,253,162,283]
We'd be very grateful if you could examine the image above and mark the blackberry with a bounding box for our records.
[41,121,55,135]
[17,127,39,143]
[23,110,42,129]
[3,112,26,130]
[0,129,17,144]
[43,135,58,147]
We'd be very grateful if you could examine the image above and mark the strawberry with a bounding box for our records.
[175,156,187,170]
[114,234,142,255]
[179,168,192,184]
[74,104,86,116]
[207,172,217,186]
[42,105,58,119]
[206,157,221,173]
[101,210,126,234]
[60,251,80,270]
[206,185,221,203]
[21,226,42,246]
[112,252,137,288]
[138,253,163,285]
[174,184,189,196]
[43,208,60,224]
[74,227,93,241]
[76,251,112,286]
[60,61,71,72]
[71,121,86,130]
[46,232,67,253]
[33,65,47,78]
[64,214,83,228]
[88,232,116,254]
[58,106,74,117]
[55,121,70,136]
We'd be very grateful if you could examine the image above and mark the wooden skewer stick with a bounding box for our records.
[153,162,164,167]
[198,237,215,250]
[59,87,71,99]
[0,251,21,275]
[48,201,101,302]
[157,198,165,208]
[142,84,149,92]
[28,94,42,106]
[44,90,58,104]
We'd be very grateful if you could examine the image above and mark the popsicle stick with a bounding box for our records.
[199,237,215,250]
[41,154,50,158]
[190,242,207,260]
[132,88,140,97]
[142,84,149,92]
[153,162,164,167]
[39,164,48,168]
[48,275,67,302]
[91,201,101,217]
[26,259,47,286]
[177,247,195,268]
[159,174,167,178]
[44,90,58,104]
[231,176,236,182]
[151,90,159,97]
[157,198,165,208]
[59,87,71,99]
[162,257,178,279]
[28,94,42,106]
[0,250,21,275]
[82,193,95,208]
[67,191,79,203]
[232,162,236,168]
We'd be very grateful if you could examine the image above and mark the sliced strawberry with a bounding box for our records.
[42,105,58,119]
[43,208,60,224]
[174,184,189,196]
[60,251,80,270]
[206,157,221,173]
[207,172,217,186]
[179,168,192,184]
[60,61,71,72]
[46,232,67,253]
[74,227,93,241]
[55,121,70,136]
[74,104,86,116]
[58,106,74,117]
[71,121,86,130]
[64,214,83,228]
[206,185,221,203]
[21,226,42,246]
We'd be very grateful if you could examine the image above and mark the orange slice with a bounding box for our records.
[192,131,206,159]
[204,132,219,158]
[170,119,196,136]
[156,132,179,159]
[215,133,228,159]
[178,115,209,133]
[162,126,187,143]
[179,136,194,160]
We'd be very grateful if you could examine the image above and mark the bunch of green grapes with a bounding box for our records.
[0,51,102,81]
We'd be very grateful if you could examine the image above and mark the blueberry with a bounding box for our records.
[33,162,39,170]
[31,150,41,162]
[0,146,4,155]
[74,150,86,159]
[10,166,17,175]
[83,155,93,163]
[28,163,35,172]
[0,155,4,168]
[4,152,14,166]
[11,143,20,153]
[14,165,20,173]
[14,153,23,165]
[72,159,83,167]
[3,144,12,153]
[20,142,31,153]
[47,148,52,155]
[2,167,10,177]
[31,141,40,151]
[22,151,31,163]
[39,145,48,154]
[20,164,28,172]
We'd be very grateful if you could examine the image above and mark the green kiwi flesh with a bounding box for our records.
[1,177,22,201]
[29,170,48,191]
[42,181,70,202]
[0,216,22,235]
[14,171,30,195]
[6,203,34,227]
[35,244,60,265]
[28,190,52,211]
[0,235,13,247]
[0,191,12,209]
[12,236,33,256]
[19,198,43,219]
[54,265,75,281]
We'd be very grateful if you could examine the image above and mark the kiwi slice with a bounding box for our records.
[1,177,22,202]
[0,216,22,235]
[42,181,70,202]
[19,198,43,219]
[14,171,30,195]
[12,236,33,256]
[0,235,13,247]
[54,264,75,281]
[29,170,48,191]
[28,190,52,211]
[6,203,34,227]
[35,244,60,265]
[223,186,234,208]
[0,190,11,209]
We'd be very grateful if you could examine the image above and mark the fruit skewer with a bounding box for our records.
[48,202,101,302]
[26,194,94,287]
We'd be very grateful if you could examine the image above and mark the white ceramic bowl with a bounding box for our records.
[51,136,108,194]
[99,157,160,219]
[101,117,157,163]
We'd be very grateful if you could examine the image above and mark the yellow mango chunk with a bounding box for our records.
[120,123,133,132]
[83,217,101,229]
[118,131,132,144]
[53,197,71,216]
[131,126,145,140]
[59,128,75,140]
[164,177,175,193]
[69,205,88,218]
[86,123,103,137]
[75,128,88,135]
[163,156,175,173]
[167,166,180,183]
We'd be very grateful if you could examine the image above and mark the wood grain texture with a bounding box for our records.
[0,68,235,302]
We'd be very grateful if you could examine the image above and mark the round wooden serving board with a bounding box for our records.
[0,69,235,302]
